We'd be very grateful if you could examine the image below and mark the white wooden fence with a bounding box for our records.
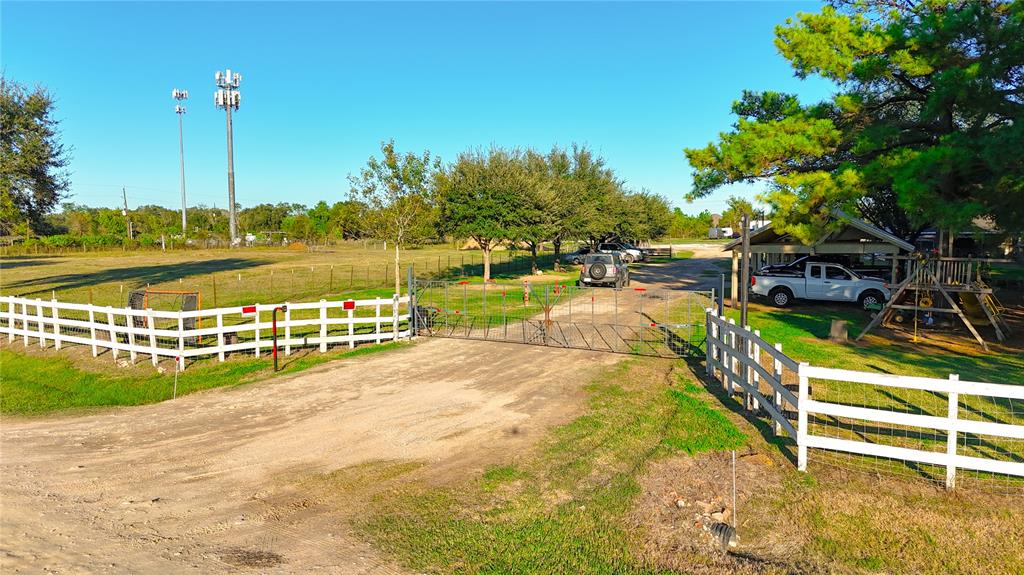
[1,295,411,370]
[705,309,1024,489]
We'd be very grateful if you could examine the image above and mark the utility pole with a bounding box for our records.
[214,68,241,246]
[172,88,189,234]
[122,187,133,242]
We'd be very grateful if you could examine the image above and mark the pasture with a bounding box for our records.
[2,243,1022,575]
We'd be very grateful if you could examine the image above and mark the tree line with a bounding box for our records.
[350,141,673,291]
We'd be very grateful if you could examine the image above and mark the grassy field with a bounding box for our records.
[0,340,405,415]
[0,244,563,308]
[727,302,1024,383]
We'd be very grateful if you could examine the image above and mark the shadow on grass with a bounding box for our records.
[5,258,270,297]
[0,258,60,270]
[682,357,798,466]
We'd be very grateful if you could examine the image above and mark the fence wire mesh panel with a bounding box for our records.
[705,309,1024,493]
[412,279,713,358]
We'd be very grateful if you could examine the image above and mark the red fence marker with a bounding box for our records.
[343,300,356,310]
[242,305,257,316]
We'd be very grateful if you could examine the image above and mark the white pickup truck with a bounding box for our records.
[751,262,890,309]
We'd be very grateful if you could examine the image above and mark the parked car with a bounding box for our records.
[598,242,643,263]
[751,262,889,309]
[758,254,849,275]
[617,241,652,261]
[562,246,594,265]
[760,254,893,281]
[578,253,630,288]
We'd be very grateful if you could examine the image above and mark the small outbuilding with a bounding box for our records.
[723,210,914,306]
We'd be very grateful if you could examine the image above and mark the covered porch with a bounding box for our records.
[723,211,915,307]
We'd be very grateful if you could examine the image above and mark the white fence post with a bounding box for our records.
[50,299,61,351]
[727,318,737,396]
[751,329,761,412]
[946,374,960,490]
[254,305,261,358]
[88,306,98,357]
[177,312,185,371]
[392,295,400,342]
[21,302,29,347]
[704,310,713,376]
[216,312,226,362]
[6,299,14,344]
[743,325,753,411]
[36,300,46,348]
[147,310,159,366]
[347,304,355,349]
[107,307,119,360]
[320,299,328,353]
[284,303,291,356]
[125,308,137,363]
[375,299,382,344]
[797,362,809,472]
[773,343,783,436]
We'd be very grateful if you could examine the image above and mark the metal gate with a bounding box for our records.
[411,278,713,358]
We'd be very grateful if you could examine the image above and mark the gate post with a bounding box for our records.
[407,265,416,338]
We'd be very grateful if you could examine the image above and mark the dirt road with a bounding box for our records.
[1,339,621,574]
[1,244,731,574]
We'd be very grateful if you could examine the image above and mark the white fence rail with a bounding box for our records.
[705,309,1024,489]
[1,295,411,370]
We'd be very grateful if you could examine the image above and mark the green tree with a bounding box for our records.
[1,77,71,235]
[619,191,673,242]
[349,140,440,295]
[720,196,754,231]
[685,1,1024,243]
[328,200,367,240]
[514,150,560,274]
[437,148,528,281]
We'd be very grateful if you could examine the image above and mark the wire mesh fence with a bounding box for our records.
[803,372,1024,492]
[412,279,714,358]
[706,310,1024,493]
[1,251,559,311]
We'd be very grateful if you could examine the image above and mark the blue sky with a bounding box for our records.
[2,1,833,215]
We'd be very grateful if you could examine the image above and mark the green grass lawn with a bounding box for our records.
[721,303,1023,382]
[354,359,746,574]
[0,244,563,308]
[0,341,405,415]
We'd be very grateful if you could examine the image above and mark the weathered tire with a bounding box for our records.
[590,262,607,280]
[768,287,793,308]
[622,253,634,264]
[859,290,885,310]
[572,257,583,265]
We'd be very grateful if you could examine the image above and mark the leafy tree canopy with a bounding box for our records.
[1,77,71,235]
[685,0,1024,242]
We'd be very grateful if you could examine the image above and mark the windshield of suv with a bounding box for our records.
[586,254,614,264]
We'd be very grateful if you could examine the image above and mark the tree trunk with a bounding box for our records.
[483,246,492,282]
[394,242,401,296]
[530,242,538,275]
[553,238,562,272]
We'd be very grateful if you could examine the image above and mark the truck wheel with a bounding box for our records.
[769,287,792,308]
[859,290,884,310]
[622,254,634,264]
